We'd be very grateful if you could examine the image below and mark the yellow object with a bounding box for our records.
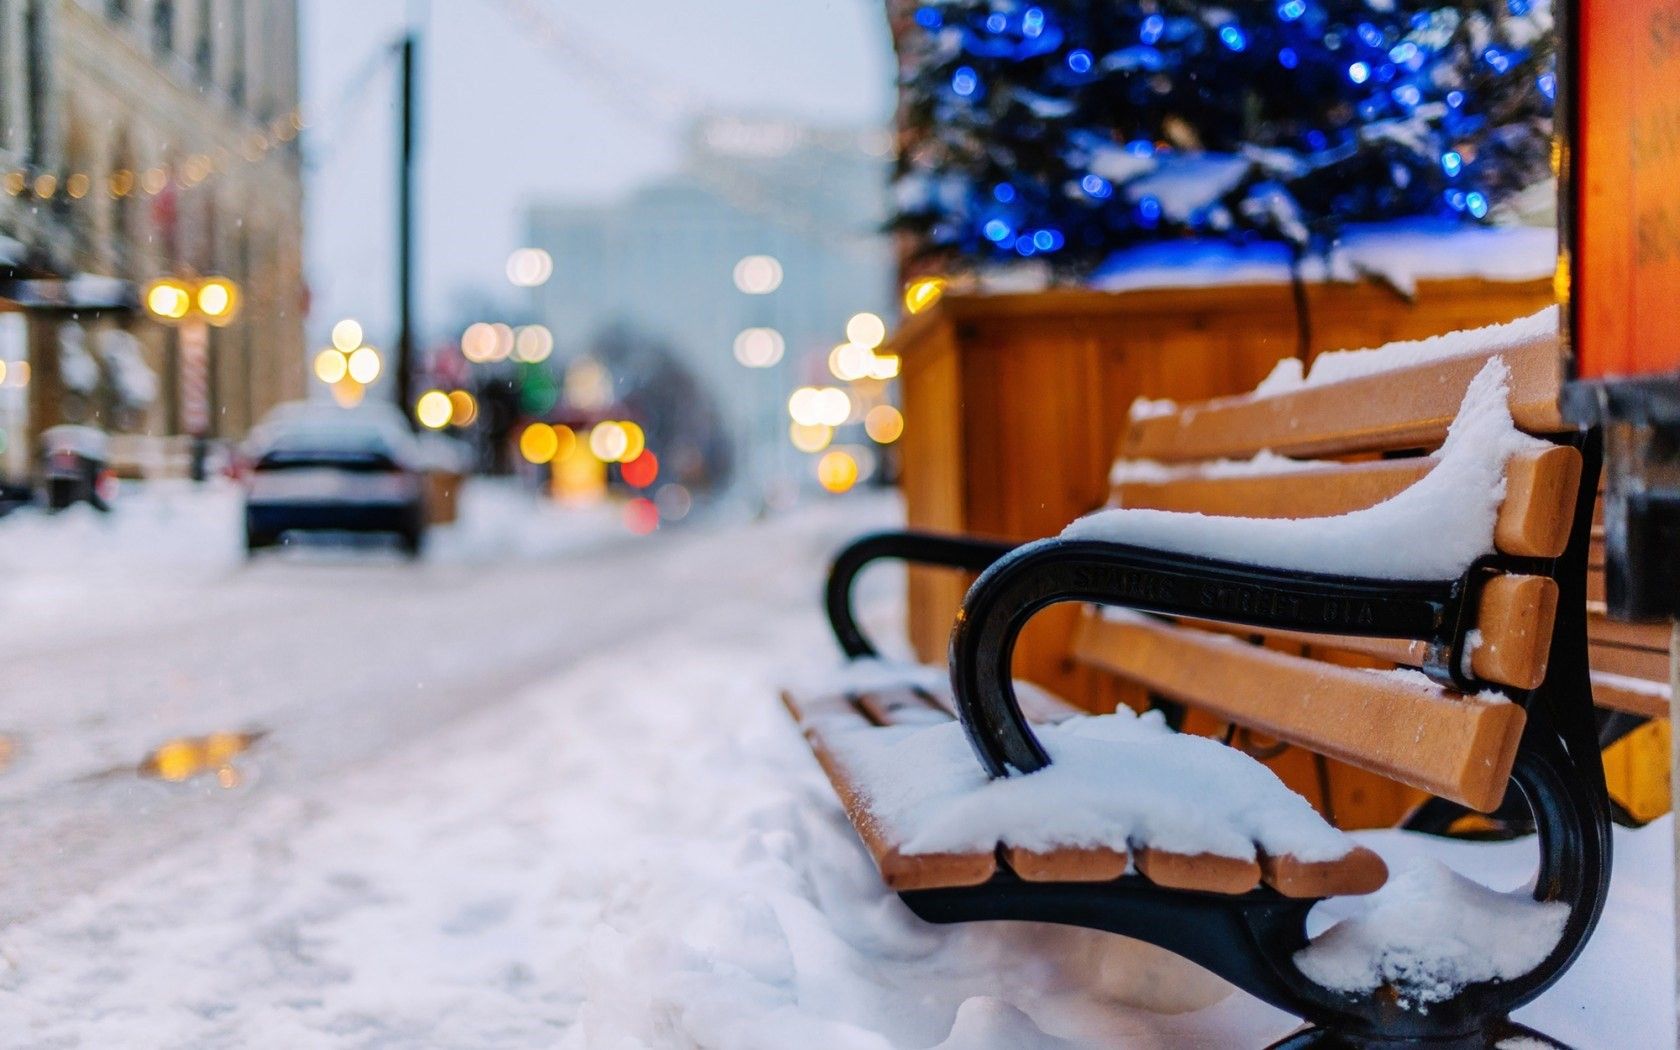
[332,319,364,353]
[903,276,946,314]
[845,312,887,350]
[314,349,348,385]
[144,278,192,321]
[346,346,382,384]
[448,390,478,426]
[817,450,859,494]
[196,277,240,325]
[520,423,561,464]
[416,390,453,429]
[1603,717,1671,824]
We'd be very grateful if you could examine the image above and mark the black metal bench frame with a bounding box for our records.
[820,433,1610,1049]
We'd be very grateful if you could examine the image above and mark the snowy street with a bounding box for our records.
[0,483,1671,1048]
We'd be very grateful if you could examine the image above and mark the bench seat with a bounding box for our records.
[783,669,1388,899]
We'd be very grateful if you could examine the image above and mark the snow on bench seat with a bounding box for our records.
[782,664,1387,899]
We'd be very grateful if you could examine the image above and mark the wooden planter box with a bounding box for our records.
[893,277,1555,712]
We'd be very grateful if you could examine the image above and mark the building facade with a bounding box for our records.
[0,0,305,476]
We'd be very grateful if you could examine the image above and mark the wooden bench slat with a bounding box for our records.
[1588,607,1672,652]
[1111,446,1580,560]
[1589,642,1672,683]
[1071,615,1528,812]
[1133,847,1261,895]
[1120,333,1566,463]
[1168,571,1558,691]
[1471,575,1558,691]
[1261,846,1389,899]
[1003,845,1130,883]
[1590,672,1671,719]
[853,685,950,727]
[785,682,1388,897]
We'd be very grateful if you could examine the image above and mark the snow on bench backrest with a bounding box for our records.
[1120,307,1567,464]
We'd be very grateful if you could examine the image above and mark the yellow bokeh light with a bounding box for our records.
[619,421,646,462]
[845,312,887,350]
[145,279,192,321]
[520,422,561,464]
[331,378,366,408]
[448,389,478,426]
[588,421,630,462]
[551,424,578,461]
[416,390,453,429]
[867,353,901,381]
[314,349,348,384]
[9,361,29,387]
[0,361,7,385]
[347,345,382,384]
[865,404,904,444]
[790,421,833,453]
[903,276,946,314]
[197,277,239,324]
[332,318,364,352]
[817,450,860,494]
[148,739,201,782]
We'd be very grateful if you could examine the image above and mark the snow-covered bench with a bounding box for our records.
[784,309,1610,1048]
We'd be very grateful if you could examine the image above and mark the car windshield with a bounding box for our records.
[256,426,400,471]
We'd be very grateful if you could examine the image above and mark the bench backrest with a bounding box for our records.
[1071,316,1598,814]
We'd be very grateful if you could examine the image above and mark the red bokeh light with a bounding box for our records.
[624,497,659,535]
[621,450,659,489]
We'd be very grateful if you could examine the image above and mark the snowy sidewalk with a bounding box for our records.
[0,505,1670,1048]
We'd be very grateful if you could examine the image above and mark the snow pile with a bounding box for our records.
[1295,860,1568,1005]
[817,701,1353,863]
[1108,449,1330,488]
[1064,358,1545,580]
[1252,305,1558,395]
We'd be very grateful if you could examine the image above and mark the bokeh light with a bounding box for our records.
[790,421,834,453]
[828,342,873,382]
[448,389,478,426]
[624,497,660,535]
[514,324,554,363]
[621,450,659,489]
[520,422,561,464]
[845,312,886,350]
[346,346,382,384]
[864,404,904,444]
[903,276,946,314]
[733,327,785,368]
[655,483,692,521]
[588,421,630,462]
[817,450,860,494]
[416,390,453,429]
[506,248,555,287]
[313,348,348,384]
[331,318,364,353]
[732,254,783,294]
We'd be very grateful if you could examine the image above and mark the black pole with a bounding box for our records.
[396,32,418,429]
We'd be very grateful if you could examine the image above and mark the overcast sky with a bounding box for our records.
[300,0,896,349]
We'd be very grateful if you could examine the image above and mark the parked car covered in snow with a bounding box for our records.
[242,404,427,556]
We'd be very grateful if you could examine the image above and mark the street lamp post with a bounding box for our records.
[143,276,241,481]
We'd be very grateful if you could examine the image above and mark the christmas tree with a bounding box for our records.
[893,1,1556,279]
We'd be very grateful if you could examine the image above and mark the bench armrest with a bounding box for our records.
[826,530,1017,659]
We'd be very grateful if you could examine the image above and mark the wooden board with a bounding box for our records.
[1072,615,1528,812]
[1122,332,1566,463]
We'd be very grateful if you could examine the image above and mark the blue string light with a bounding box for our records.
[1066,49,1093,74]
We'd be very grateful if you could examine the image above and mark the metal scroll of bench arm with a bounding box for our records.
[824,530,1016,660]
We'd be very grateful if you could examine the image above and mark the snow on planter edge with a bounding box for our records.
[809,687,1354,864]
[1294,859,1569,1006]
[1064,356,1548,581]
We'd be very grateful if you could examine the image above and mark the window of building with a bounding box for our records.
[193,0,211,83]
[229,0,247,105]
[25,0,46,164]
[152,0,174,56]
